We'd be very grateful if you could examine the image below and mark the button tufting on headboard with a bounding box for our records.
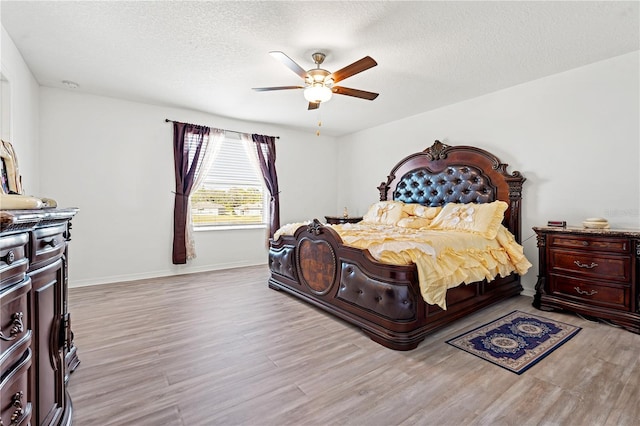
[393,165,496,206]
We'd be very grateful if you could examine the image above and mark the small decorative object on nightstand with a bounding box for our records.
[324,215,363,225]
[582,217,609,229]
[533,225,640,334]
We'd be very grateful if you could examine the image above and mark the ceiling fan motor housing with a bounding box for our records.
[306,68,333,87]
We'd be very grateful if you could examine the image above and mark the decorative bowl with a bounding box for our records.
[582,218,609,229]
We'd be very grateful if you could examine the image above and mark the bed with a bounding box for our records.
[268,141,528,350]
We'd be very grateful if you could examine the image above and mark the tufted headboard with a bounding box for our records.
[377,141,525,242]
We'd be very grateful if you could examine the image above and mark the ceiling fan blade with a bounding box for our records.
[269,51,308,80]
[252,86,304,92]
[330,56,377,83]
[332,86,379,100]
[308,102,320,110]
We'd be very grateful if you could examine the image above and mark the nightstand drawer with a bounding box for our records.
[549,250,631,283]
[548,234,630,254]
[549,274,630,311]
[534,226,640,334]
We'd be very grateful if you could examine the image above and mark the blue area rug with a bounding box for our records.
[446,310,581,374]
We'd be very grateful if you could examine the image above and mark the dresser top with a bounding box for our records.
[1,207,79,232]
[533,226,640,238]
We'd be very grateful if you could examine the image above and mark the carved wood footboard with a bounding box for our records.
[269,219,523,350]
[269,219,423,349]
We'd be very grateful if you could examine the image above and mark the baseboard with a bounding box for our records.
[520,287,535,298]
[69,261,268,288]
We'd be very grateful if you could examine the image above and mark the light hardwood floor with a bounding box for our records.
[67,265,639,426]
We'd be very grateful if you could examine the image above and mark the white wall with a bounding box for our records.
[1,26,41,194]
[336,51,640,296]
[6,20,639,294]
[39,88,338,286]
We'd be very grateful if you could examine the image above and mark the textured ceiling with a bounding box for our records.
[2,1,639,136]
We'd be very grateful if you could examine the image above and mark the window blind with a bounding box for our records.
[191,133,266,228]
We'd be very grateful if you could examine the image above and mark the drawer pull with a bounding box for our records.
[574,286,598,296]
[582,241,589,246]
[0,312,24,341]
[574,260,598,269]
[1,249,15,265]
[43,237,58,248]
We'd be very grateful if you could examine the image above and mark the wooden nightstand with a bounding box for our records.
[324,216,363,225]
[533,226,640,334]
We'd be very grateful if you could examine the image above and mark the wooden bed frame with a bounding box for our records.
[268,141,526,350]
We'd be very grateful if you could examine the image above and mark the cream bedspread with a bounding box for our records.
[274,222,531,310]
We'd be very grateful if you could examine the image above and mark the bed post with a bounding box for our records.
[506,173,525,243]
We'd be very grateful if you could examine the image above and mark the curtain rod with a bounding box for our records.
[164,119,279,139]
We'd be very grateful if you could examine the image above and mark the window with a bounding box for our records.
[190,133,266,229]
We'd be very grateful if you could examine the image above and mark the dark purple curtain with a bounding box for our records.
[252,134,280,239]
[172,122,210,264]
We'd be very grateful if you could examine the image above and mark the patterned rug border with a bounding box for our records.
[446,310,581,375]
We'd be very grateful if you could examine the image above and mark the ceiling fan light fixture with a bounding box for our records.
[304,83,332,103]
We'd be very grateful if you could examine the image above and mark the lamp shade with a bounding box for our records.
[304,84,332,103]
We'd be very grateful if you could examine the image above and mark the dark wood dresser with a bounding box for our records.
[1,208,78,426]
[533,226,639,334]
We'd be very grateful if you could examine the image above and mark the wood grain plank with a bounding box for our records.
[67,265,640,425]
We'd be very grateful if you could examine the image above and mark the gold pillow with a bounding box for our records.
[396,217,433,229]
[429,201,508,239]
[362,201,408,225]
[402,204,441,219]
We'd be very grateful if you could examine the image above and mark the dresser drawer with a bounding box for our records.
[549,274,630,311]
[31,223,67,267]
[548,234,630,254]
[549,249,631,283]
[0,233,29,290]
[1,278,32,373]
[0,349,33,426]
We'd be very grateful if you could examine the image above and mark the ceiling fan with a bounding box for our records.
[253,51,379,110]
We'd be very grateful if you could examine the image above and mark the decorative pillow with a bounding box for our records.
[428,201,508,239]
[402,204,441,220]
[396,217,433,229]
[362,201,409,225]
